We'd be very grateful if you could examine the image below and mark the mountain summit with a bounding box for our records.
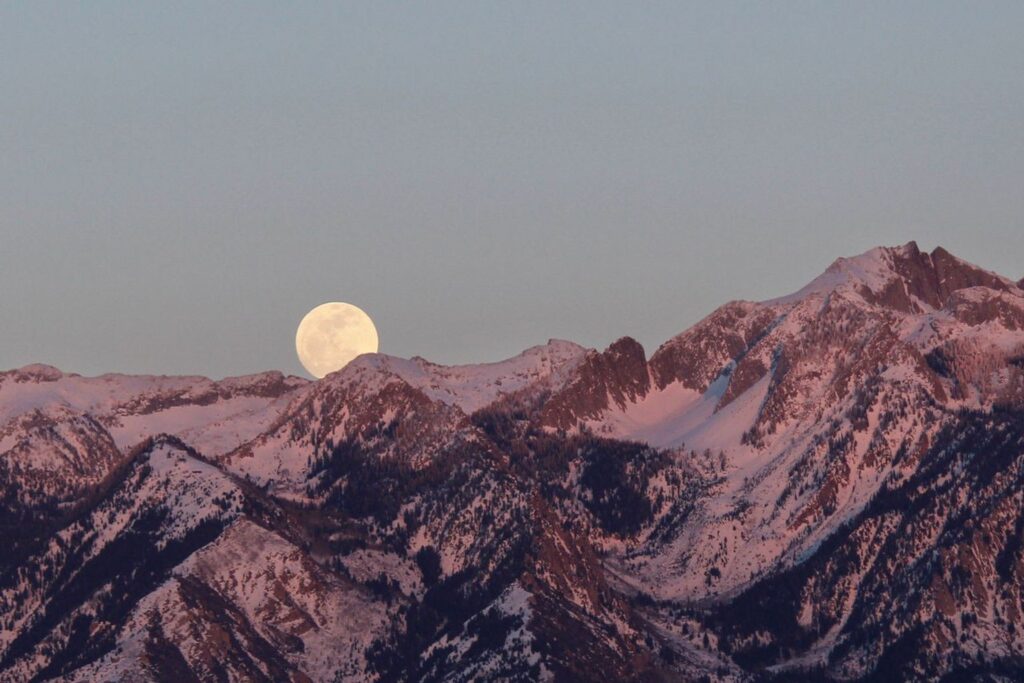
[784,241,1019,310]
[2,244,1023,682]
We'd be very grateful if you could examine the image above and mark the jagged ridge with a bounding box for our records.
[2,242,1023,682]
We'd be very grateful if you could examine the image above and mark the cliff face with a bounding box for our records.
[3,243,1024,682]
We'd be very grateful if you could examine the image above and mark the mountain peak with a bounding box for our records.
[5,244,1024,682]
[328,340,590,414]
[777,242,1014,312]
[8,363,65,382]
[541,336,650,429]
[605,335,645,359]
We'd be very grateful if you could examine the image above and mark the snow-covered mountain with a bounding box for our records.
[2,242,1023,681]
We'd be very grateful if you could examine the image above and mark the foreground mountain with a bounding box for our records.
[1,242,1023,681]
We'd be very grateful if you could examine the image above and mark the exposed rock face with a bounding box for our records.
[648,301,777,392]
[713,409,1024,680]
[540,337,650,430]
[857,241,1011,312]
[2,243,1024,682]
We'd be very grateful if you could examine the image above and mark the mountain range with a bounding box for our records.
[2,242,1023,682]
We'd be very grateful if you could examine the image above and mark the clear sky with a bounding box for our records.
[2,2,1022,378]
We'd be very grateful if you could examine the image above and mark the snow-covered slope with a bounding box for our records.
[533,242,1024,602]
[221,340,590,492]
[553,242,1024,449]
[72,518,391,683]
[0,405,121,511]
[0,437,245,680]
[222,356,476,492]
[354,339,588,414]
[3,242,1024,682]
[0,368,310,458]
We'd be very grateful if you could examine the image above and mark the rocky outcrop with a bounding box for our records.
[540,337,650,430]
[648,301,777,392]
[3,243,1024,682]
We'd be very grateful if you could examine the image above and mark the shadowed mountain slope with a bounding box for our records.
[2,243,1023,681]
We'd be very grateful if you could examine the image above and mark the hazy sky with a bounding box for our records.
[2,2,1022,378]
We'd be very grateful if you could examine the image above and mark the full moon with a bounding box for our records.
[295,302,379,378]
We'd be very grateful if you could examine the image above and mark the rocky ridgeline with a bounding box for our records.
[1,243,1023,682]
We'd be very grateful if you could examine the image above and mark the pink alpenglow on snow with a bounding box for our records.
[3,244,1024,681]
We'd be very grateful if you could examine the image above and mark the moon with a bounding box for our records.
[295,302,379,378]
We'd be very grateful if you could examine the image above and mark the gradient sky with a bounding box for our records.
[2,2,1022,379]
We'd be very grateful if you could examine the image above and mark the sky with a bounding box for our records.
[2,2,1022,379]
